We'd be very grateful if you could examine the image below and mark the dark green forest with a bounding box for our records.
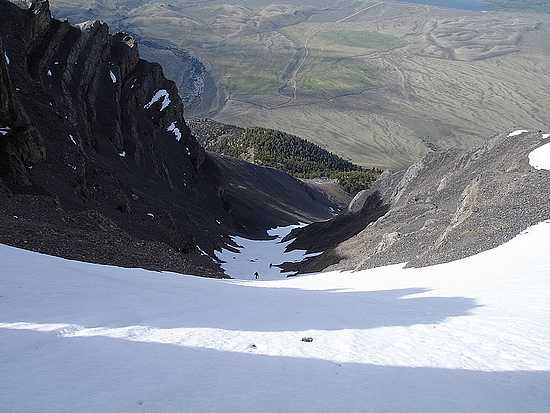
[190,119,381,195]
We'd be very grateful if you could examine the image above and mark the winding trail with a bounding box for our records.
[277,2,384,106]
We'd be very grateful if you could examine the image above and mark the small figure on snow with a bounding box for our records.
[254,271,259,280]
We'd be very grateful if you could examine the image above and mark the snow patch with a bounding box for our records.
[542,133,550,140]
[0,126,11,136]
[47,69,52,77]
[118,151,126,158]
[4,51,9,65]
[76,20,100,31]
[197,246,210,257]
[214,224,323,280]
[166,122,182,141]
[528,142,550,171]
[147,213,155,218]
[144,89,170,111]
[68,134,76,145]
[109,70,116,83]
[508,129,529,137]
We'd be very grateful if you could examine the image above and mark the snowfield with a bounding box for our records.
[1,222,550,412]
[214,224,322,279]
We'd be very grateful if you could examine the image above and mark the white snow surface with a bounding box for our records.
[542,133,550,139]
[529,142,550,170]
[144,89,170,111]
[109,70,116,83]
[47,69,52,77]
[1,222,550,412]
[166,121,182,141]
[68,134,76,145]
[76,20,100,31]
[0,126,10,135]
[508,129,529,137]
[215,224,322,279]
[4,51,9,65]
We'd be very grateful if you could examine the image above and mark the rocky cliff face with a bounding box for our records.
[0,0,335,276]
[288,130,550,273]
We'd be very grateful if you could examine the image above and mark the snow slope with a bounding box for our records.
[215,224,322,279]
[1,222,550,412]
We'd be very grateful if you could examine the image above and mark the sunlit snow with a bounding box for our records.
[215,224,323,279]
[0,220,550,412]
[109,70,116,83]
[529,142,550,171]
[508,129,529,137]
[166,122,182,141]
[144,89,170,111]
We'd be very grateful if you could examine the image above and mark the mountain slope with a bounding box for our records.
[1,220,549,411]
[189,118,381,196]
[0,0,335,276]
[287,129,550,273]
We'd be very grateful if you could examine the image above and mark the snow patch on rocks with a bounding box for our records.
[508,129,529,137]
[167,122,182,141]
[144,89,170,111]
[529,142,550,171]
[76,20,102,31]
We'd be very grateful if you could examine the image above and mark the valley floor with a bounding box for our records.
[1,221,550,412]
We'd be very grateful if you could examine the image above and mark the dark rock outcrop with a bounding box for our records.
[0,0,335,276]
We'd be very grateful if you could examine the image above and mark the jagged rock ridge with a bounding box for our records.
[0,0,335,276]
